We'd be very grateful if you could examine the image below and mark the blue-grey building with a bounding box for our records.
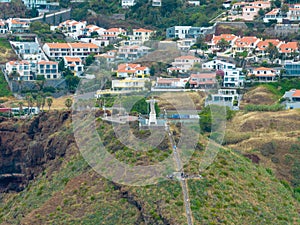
[284,61,300,77]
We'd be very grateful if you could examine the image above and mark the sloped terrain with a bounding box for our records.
[225,110,300,201]
[0,112,299,224]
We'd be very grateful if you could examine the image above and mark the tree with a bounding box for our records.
[9,71,20,80]
[281,4,289,16]
[85,54,95,67]
[144,80,152,91]
[25,93,32,115]
[65,98,73,110]
[58,59,65,72]
[217,38,230,52]
[36,95,42,111]
[65,75,80,93]
[150,65,155,76]
[47,97,53,111]
[18,101,23,117]
[258,9,265,17]
[272,0,281,8]
[41,95,46,111]
[265,43,279,64]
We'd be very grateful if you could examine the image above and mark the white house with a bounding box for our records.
[6,18,30,33]
[37,60,60,79]
[170,55,201,73]
[166,26,192,39]
[263,8,283,23]
[79,38,110,47]
[58,20,87,39]
[202,59,236,70]
[249,67,276,82]
[122,0,136,8]
[223,69,245,88]
[205,89,240,110]
[131,28,155,43]
[0,20,8,34]
[95,50,117,63]
[6,60,35,80]
[117,63,150,78]
[43,43,99,59]
[63,56,84,76]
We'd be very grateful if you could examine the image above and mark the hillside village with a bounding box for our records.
[0,1,300,112]
[0,1,299,225]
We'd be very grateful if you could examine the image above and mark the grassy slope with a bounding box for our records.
[0,118,299,224]
[0,71,12,98]
[0,38,18,64]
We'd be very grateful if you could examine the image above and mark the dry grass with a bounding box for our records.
[240,86,279,109]
[157,91,205,111]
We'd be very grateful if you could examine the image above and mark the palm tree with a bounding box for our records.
[25,93,32,115]
[28,97,34,114]
[18,101,23,117]
[65,98,73,110]
[47,97,53,111]
[41,95,46,111]
[36,95,42,111]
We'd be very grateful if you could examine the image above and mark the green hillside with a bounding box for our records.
[0,113,298,224]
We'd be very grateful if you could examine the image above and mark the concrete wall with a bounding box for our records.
[28,8,71,26]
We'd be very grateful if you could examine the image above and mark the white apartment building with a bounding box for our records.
[43,43,99,59]
[166,26,192,39]
[205,89,240,110]
[6,60,35,81]
[37,60,60,79]
[131,28,155,43]
[58,20,87,39]
[63,56,84,76]
[223,69,245,88]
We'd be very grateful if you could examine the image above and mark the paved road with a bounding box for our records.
[167,125,194,225]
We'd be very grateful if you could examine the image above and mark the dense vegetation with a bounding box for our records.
[0,71,12,97]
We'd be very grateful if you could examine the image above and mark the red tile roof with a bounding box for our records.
[38,60,58,65]
[292,90,300,97]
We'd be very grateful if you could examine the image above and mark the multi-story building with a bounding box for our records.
[166,26,192,39]
[170,55,200,73]
[43,43,99,60]
[37,60,60,79]
[249,67,276,82]
[223,69,245,88]
[116,63,150,78]
[0,20,8,34]
[5,60,35,81]
[131,28,155,43]
[58,20,87,39]
[112,78,150,91]
[208,34,238,50]
[189,73,217,89]
[205,89,240,110]
[278,42,298,55]
[63,56,84,76]
[6,18,30,33]
[117,45,151,60]
[287,4,300,21]
[263,8,284,23]
[255,39,282,55]
[284,61,300,77]
[232,36,260,54]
